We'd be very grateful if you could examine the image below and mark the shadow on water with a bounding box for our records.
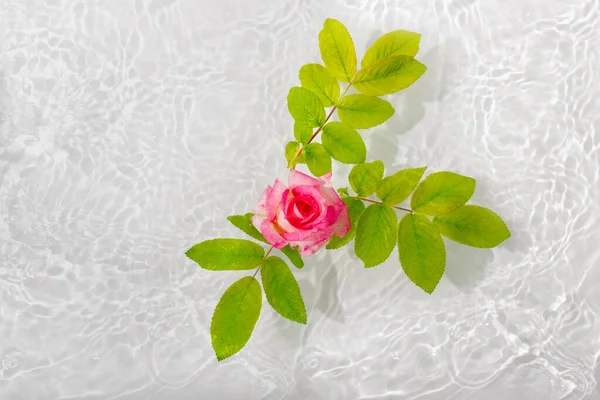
[313,258,345,323]
[443,239,494,292]
[367,43,448,167]
[271,252,345,347]
[297,252,345,324]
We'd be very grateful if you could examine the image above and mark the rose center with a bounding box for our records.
[286,194,322,228]
[296,200,314,216]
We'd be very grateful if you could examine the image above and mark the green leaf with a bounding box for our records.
[304,143,332,176]
[227,214,267,243]
[361,30,421,68]
[318,18,357,82]
[285,141,301,168]
[398,214,446,294]
[281,245,304,269]
[321,122,366,164]
[299,63,340,107]
[285,142,306,169]
[261,256,307,324]
[294,121,313,144]
[186,238,264,271]
[353,55,426,96]
[376,167,427,205]
[433,205,511,248]
[349,160,385,197]
[411,171,476,216]
[354,204,397,267]
[337,187,350,197]
[211,276,262,361]
[337,94,395,129]
[227,214,304,268]
[287,86,326,127]
[326,197,366,249]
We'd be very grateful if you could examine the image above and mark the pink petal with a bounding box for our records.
[280,189,292,215]
[251,213,267,233]
[282,229,313,241]
[289,187,329,229]
[288,170,320,189]
[260,220,288,249]
[287,205,316,228]
[319,172,333,184]
[303,204,341,230]
[299,242,327,257]
[251,186,272,232]
[275,207,297,233]
[291,185,325,201]
[294,228,335,256]
[253,185,271,216]
[319,184,342,207]
[265,179,288,220]
[285,193,322,228]
[291,186,326,211]
[332,206,351,238]
[316,185,348,231]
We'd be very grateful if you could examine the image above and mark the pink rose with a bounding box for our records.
[252,170,351,257]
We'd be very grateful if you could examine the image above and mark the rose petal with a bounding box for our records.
[266,179,288,220]
[275,207,297,233]
[251,213,267,233]
[279,189,292,214]
[260,220,288,249]
[288,186,329,228]
[332,205,351,238]
[252,186,272,231]
[286,194,321,227]
[319,184,342,207]
[253,185,271,216]
[288,195,320,218]
[281,229,313,241]
[294,227,335,256]
[319,172,333,184]
[303,204,341,230]
[288,170,321,189]
[292,184,325,200]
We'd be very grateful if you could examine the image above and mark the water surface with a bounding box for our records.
[1,0,600,399]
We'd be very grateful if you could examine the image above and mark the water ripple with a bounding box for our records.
[1,0,600,398]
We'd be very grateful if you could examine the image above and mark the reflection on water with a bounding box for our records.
[1,0,599,398]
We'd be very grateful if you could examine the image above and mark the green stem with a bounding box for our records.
[253,245,274,278]
[290,82,353,170]
[355,197,413,213]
